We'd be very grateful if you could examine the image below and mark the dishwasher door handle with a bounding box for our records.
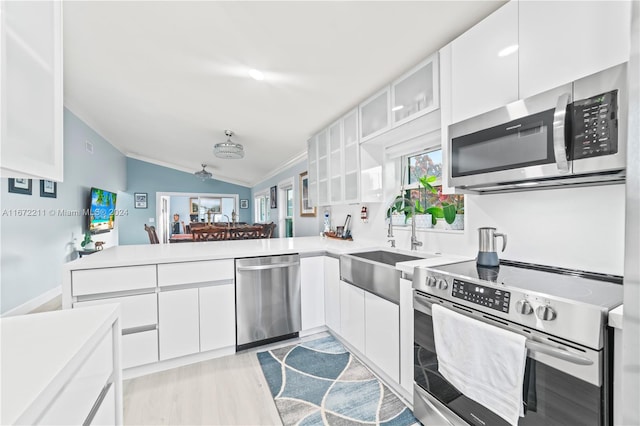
[236,261,300,271]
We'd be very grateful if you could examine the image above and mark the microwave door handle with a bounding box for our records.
[553,93,571,173]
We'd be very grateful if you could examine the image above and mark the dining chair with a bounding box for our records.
[144,224,159,244]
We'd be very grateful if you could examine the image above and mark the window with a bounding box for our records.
[400,149,464,230]
[254,192,270,223]
[285,187,294,237]
[190,196,236,222]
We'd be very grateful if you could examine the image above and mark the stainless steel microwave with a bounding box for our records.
[449,63,627,193]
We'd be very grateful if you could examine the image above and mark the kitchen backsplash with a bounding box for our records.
[329,183,625,275]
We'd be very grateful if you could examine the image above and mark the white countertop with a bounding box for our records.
[64,236,472,271]
[1,304,120,424]
[609,304,623,330]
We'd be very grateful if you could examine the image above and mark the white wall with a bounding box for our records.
[331,183,625,275]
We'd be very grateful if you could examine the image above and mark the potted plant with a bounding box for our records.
[415,175,464,230]
[413,175,437,228]
[387,191,413,226]
[80,230,94,250]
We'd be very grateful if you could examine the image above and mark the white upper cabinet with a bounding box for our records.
[359,86,391,142]
[519,1,631,99]
[0,1,63,181]
[328,121,343,204]
[342,109,360,203]
[451,1,519,123]
[316,130,330,206]
[306,135,319,207]
[391,54,439,127]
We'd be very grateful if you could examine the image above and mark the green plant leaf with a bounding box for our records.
[443,204,457,224]
[418,176,437,194]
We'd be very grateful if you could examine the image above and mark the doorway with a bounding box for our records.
[278,178,294,238]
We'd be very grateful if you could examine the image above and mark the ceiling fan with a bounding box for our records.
[194,163,213,181]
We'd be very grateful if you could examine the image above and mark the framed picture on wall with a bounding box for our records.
[40,180,57,198]
[134,193,148,209]
[270,186,277,209]
[189,198,199,214]
[240,199,249,209]
[299,172,316,217]
[8,178,32,195]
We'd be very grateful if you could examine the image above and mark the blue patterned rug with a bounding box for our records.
[257,335,419,426]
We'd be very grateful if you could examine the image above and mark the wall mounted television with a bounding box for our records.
[89,187,117,234]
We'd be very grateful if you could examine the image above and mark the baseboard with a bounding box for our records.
[122,346,236,380]
[2,286,62,317]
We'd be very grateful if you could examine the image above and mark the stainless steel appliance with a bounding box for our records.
[235,254,301,351]
[412,260,623,426]
[449,63,628,193]
[476,227,507,267]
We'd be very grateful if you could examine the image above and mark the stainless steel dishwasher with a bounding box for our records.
[235,254,301,351]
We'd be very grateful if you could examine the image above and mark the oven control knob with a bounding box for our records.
[437,279,448,290]
[426,276,437,287]
[515,300,533,315]
[536,305,557,321]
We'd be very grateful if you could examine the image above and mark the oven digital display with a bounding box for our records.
[452,279,510,313]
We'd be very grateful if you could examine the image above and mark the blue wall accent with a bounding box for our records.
[1,108,127,314]
[118,158,252,245]
[252,159,319,238]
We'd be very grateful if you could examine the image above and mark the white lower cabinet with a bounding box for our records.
[39,329,115,425]
[199,284,235,351]
[365,292,399,383]
[159,288,200,360]
[122,330,159,369]
[301,257,326,331]
[399,278,414,396]
[339,280,366,354]
[90,385,116,425]
[324,257,341,333]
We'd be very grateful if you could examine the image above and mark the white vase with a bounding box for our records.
[433,218,447,230]
[446,214,464,230]
[414,214,432,229]
[391,214,406,226]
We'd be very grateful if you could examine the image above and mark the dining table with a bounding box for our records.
[170,224,267,242]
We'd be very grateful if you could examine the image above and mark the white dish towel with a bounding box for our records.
[432,303,528,426]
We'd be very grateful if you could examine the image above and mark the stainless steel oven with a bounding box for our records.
[412,261,622,426]
[448,62,627,193]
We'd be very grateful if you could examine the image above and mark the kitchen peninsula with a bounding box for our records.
[62,236,469,401]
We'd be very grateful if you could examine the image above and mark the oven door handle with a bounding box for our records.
[414,294,593,366]
[553,93,571,173]
[525,340,593,365]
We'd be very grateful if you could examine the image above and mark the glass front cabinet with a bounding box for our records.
[391,54,439,127]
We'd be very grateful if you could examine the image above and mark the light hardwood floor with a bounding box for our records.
[123,351,282,425]
[30,294,286,425]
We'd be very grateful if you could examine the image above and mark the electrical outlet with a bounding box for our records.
[149,218,155,223]
[85,140,94,153]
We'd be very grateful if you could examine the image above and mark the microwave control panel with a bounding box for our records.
[452,279,511,313]
[572,90,618,160]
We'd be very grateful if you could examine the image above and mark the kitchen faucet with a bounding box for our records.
[386,196,422,251]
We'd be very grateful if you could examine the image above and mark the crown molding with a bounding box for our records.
[249,150,308,187]
[126,153,252,187]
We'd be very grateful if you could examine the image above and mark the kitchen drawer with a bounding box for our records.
[74,293,157,330]
[157,260,234,286]
[122,329,158,369]
[38,329,113,425]
[72,265,156,296]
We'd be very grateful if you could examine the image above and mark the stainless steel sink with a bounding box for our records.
[348,250,423,266]
[340,250,430,304]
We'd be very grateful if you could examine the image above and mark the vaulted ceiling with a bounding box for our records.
[63,1,505,187]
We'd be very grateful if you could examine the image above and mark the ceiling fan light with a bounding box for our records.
[214,130,245,159]
[194,163,213,180]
